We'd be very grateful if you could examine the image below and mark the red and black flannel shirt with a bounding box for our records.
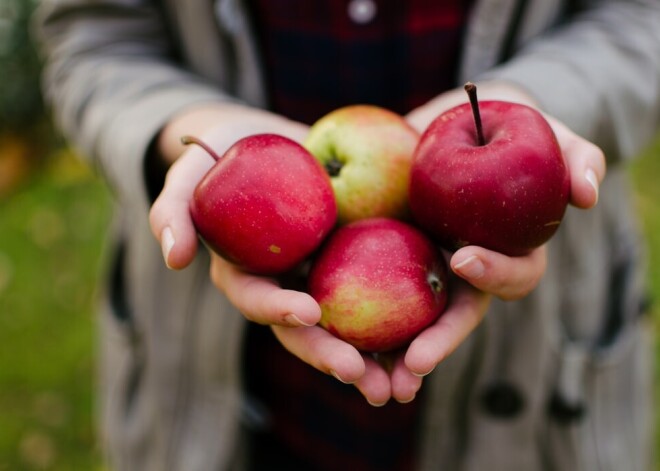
[243,1,473,469]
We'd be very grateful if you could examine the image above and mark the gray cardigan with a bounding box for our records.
[35,0,660,469]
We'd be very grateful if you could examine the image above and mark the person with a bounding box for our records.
[34,0,659,470]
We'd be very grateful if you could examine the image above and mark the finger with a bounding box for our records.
[547,118,606,209]
[210,254,321,327]
[390,354,423,404]
[450,245,547,301]
[271,325,366,384]
[405,282,490,377]
[149,150,213,269]
[353,356,393,407]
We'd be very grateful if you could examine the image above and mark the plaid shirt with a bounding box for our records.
[244,1,473,469]
[248,0,473,124]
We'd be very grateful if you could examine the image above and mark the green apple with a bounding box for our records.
[304,105,420,225]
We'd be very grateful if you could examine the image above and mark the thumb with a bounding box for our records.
[149,149,213,269]
[545,117,605,210]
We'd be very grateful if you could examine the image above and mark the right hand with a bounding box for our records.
[148,103,390,403]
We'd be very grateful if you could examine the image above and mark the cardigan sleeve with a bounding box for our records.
[478,0,660,162]
[33,0,237,205]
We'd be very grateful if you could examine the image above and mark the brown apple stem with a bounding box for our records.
[181,135,222,162]
[464,82,486,146]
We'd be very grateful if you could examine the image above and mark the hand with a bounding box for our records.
[371,80,607,404]
[148,104,391,401]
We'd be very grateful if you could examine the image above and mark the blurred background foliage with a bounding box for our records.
[0,0,659,470]
[0,0,44,131]
[1,0,111,469]
[0,0,58,201]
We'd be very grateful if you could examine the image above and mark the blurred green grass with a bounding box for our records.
[0,148,112,470]
[0,135,658,470]
[629,132,660,467]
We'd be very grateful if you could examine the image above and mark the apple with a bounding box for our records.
[308,217,448,353]
[304,105,420,225]
[185,133,337,275]
[409,82,570,256]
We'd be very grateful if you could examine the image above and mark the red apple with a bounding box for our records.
[308,218,448,353]
[409,83,570,256]
[304,105,420,225]
[186,134,337,275]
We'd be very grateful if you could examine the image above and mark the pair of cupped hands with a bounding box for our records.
[149,81,605,407]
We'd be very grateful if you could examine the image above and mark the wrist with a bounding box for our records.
[156,103,309,166]
[156,103,246,166]
[407,80,540,133]
[469,80,540,108]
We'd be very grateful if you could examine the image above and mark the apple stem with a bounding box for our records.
[464,82,486,146]
[181,135,222,162]
[325,156,343,177]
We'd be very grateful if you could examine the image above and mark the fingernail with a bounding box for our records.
[367,399,388,407]
[284,313,315,327]
[161,227,175,269]
[397,394,416,404]
[330,369,354,385]
[412,367,435,378]
[453,255,485,279]
[585,168,599,205]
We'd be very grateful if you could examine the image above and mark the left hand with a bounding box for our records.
[406,81,604,300]
[381,80,606,402]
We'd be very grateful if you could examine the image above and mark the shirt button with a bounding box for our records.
[547,391,586,425]
[480,381,525,419]
[347,0,377,25]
